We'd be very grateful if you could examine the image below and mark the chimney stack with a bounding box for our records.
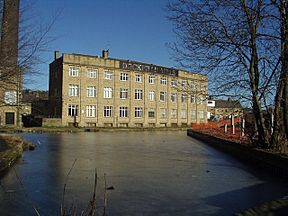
[102,50,109,58]
[0,0,20,67]
[54,50,59,60]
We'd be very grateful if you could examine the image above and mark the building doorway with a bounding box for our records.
[5,112,15,125]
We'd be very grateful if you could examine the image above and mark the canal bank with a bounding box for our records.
[0,126,190,134]
[187,129,288,178]
[0,135,34,176]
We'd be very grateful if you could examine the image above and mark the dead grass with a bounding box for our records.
[0,135,33,173]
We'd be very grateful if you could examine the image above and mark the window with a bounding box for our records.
[199,111,205,119]
[160,108,166,118]
[199,95,205,104]
[87,86,96,97]
[191,110,196,121]
[104,106,113,117]
[148,91,155,101]
[148,75,155,84]
[191,95,196,103]
[191,82,196,90]
[104,70,113,80]
[104,87,113,98]
[171,109,177,119]
[68,104,78,116]
[135,74,143,82]
[171,93,177,102]
[119,107,128,117]
[120,73,128,81]
[69,67,79,77]
[181,94,187,103]
[135,89,143,100]
[87,68,97,78]
[200,83,206,90]
[181,80,187,87]
[135,107,143,118]
[148,109,155,118]
[160,77,167,85]
[120,88,128,99]
[171,79,177,86]
[86,105,96,117]
[181,110,187,119]
[160,91,166,102]
[69,84,79,96]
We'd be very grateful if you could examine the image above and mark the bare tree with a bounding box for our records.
[167,0,287,150]
[0,0,59,91]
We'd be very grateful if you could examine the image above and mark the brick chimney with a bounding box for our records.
[0,0,20,67]
[54,50,59,60]
[102,50,109,58]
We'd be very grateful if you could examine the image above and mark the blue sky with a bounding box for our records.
[25,0,177,90]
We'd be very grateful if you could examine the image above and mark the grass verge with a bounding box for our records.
[0,135,33,174]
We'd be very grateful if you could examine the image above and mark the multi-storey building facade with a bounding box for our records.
[49,50,208,127]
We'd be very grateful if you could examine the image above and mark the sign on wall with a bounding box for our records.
[4,91,17,105]
[119,60,178,76]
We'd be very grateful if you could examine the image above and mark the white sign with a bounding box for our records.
[4,91,17,105]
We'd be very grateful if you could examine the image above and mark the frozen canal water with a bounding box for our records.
[0,131,287,215]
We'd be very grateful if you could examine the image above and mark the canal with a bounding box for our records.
[0,131,287,215]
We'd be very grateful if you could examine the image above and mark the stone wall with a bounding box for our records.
[42,118,62,127]
[187,129,288,178]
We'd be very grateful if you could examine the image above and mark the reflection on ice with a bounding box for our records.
[0,131,287,216]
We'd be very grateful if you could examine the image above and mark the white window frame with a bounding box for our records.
[104,70,113,80]
[160,108,166,118]
[120,73,129,81]
[181,109,187,119]
[119,107,128,118]
[104,106,113,117]
[171,109,177,119]
[171,79,177,86]
[191,95,196,104]
[181,80,187,87]
[68,104,78,116]
[103,87,113,98]
[148,91,155,101]
[69,84,79,97]
[86,105,96,117]
[148,109,155,118]
[171,93,177,102]
[135,74,143,82]
[181,94,187,103]
[120,88,128,99]
[191,110,196,121]
[199,95,205,104]
[199,110,205,119]
[160,77,167,85]
[87,68,97,78]
[191,82,196,90]
[135,107,143,118]
[69,67,79,77]
[148,75,155,84]
[200,83,206,90]
[135,89,143,100]
[160,91,166,102]
[87,86,96,97]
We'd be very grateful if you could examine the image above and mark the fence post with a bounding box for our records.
[232,115,235,135]
[242,118,245,137]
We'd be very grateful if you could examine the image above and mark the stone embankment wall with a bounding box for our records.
[187,129,288,178]
[42,118,62,127]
